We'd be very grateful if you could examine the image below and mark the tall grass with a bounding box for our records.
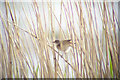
[0,1,118,78]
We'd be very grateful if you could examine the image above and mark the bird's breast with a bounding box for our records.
[57,43,70,51]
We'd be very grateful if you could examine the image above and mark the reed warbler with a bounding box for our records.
[53,39,72,52]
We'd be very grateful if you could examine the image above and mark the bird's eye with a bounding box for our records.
[55,40,59,43]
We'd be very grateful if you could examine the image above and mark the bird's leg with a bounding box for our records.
[57,51,59,60]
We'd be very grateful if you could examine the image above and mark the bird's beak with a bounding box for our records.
[52,41,55,43]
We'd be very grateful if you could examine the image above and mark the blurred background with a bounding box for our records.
[0,1,119,78]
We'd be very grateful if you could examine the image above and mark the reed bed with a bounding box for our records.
[0,1,119,78]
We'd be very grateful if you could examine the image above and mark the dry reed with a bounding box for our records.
[0,1,118,78]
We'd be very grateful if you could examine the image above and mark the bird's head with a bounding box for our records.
[53,40,60,44]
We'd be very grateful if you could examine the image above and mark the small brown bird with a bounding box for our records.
[53,39,72,52]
